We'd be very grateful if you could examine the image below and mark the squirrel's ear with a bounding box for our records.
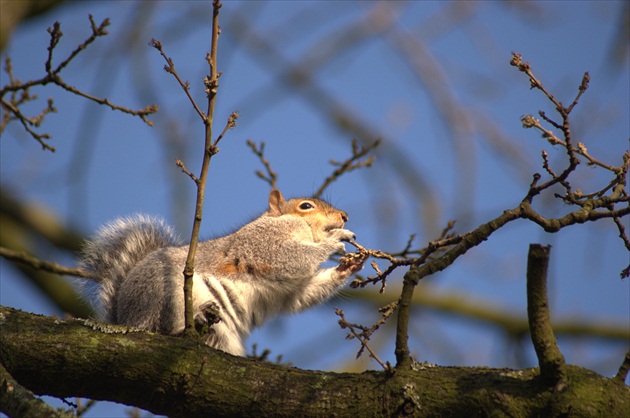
[268,189,285,216]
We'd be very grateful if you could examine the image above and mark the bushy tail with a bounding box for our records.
[80,215,179,322]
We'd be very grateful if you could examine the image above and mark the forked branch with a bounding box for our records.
[314,138,381,198]
[246,140,278,189]
[1,16,157,151]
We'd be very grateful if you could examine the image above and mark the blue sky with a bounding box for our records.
[1,1,628,416]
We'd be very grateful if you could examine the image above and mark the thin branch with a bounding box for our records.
[522,114,620,173]
[178,0,225,334]
[566,72,590,114]
[149,38,205,122]
[313,138,380,199]
[335,308,392,372]
[1,15,157,151]
[52,76,158,126]
[1,98,56,151]
[347,240,414,293]
[347,220,459,292]
[246,140,278,189]
[175,160,199,183]
[613,212,630,251]
[510,52,564,113]
[399,234,417,257]
[51,15,110,75]
[214,111,239,146]
[0,246,92,279]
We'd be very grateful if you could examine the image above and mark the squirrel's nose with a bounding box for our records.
[340,211,348,223]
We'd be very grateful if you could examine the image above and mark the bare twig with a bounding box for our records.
[313,138,380,198]
[347,220,458,293]
[149,38,205,122]
[399,234,416,257]
[522,114,620,173]
[215,111,239,145]
[53,77,158,126]
[347,240,414,293]
[246,140,278,189]
[176,160,199,183]
[182,0,222,334]
[510,53,564,113]
[51,15,110,75]
[1,15,157,151]
[1,97,56,151]
[566,72,590,114]
[336,308,393,372]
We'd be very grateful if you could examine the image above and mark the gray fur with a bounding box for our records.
[79,215,179,323]
[80,197,358,356]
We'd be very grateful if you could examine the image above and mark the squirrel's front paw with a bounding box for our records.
[328,228,356,242]
[194,301,222,334]
[335,251,366,279]
[327,229,355,254]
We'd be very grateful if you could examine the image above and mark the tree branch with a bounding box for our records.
[394,269,419,369]
[1,16,157,151]
[614,351,630,384]
[1,306,627,418]
[0,363,74,418]
[246,139,278,189]
[526,244,567,387]
[152,1,237,335]
[313,138,380,199]
[335,308,392,372]
[148,38,206,122]
[0,246,92,278]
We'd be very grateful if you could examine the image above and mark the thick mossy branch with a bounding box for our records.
[1,306,628,418]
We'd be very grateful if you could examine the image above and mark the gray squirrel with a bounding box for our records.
[80,189,364,356]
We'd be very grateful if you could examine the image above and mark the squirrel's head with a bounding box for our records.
[267,189,348,242]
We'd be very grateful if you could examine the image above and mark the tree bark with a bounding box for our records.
[1,306,627,417]
[526,244,566,387]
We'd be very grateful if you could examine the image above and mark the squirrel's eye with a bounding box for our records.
[299,202,314,210]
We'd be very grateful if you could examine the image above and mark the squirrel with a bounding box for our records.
[80,189,364,356]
